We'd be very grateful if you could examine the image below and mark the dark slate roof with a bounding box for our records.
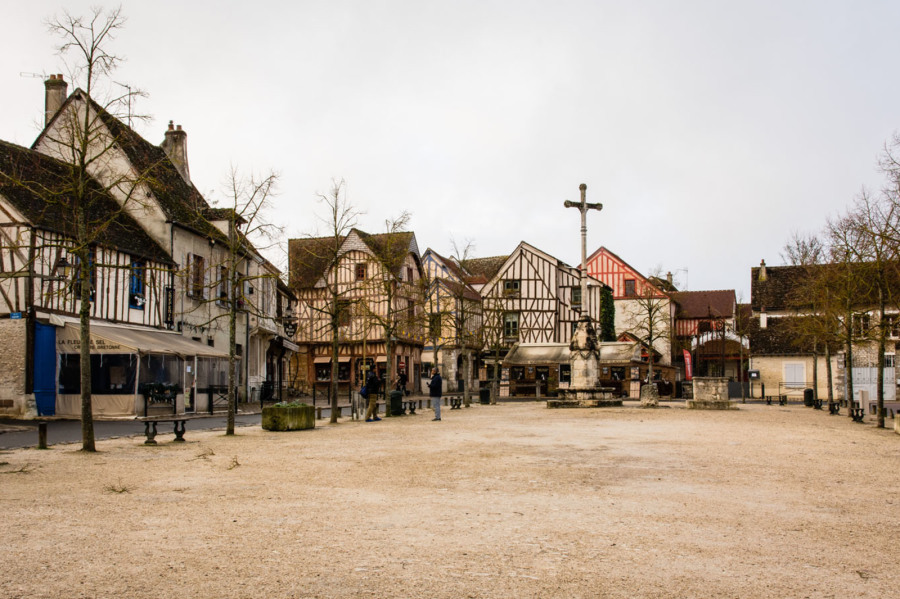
[0,139,172,264]
[35,90,226,244]
[464,255,508,282]
[750,264,809,312]
[748,315,813,355]
[672,290,735,319]
[288,236,344,289]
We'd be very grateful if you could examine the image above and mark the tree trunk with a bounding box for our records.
[78,250,95,452]
[463,349,471,407]
[329,330,340,424]
[811,343,819,403]
[825,343,834,406]
[385,337,393,418]
[877,286,886,428]
[226,289,237,435]
[845,316,854,419]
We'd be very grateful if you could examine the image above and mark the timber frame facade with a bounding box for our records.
[480,241,607,352]
[421,248,483,389]
[289,229,425,396]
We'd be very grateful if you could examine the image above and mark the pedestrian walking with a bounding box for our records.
[364,369,381,422]
[427,367,442,421]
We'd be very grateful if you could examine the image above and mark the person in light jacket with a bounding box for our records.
[427,367,442,421]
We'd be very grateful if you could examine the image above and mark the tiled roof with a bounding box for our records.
[672,290,735,319]
[354,229,417,277]
[0,139,172,264]
[37,90,226,244]
[463,255,508,282]
[288,236,344,289]
[439,278,482,302]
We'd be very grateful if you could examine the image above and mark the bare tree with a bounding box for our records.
[358,212,418,417]
[25,8,150,451]
[624,283,670,385]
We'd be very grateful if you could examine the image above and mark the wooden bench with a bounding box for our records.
[136,415,201,445]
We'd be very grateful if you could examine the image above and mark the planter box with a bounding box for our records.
[262,404,315,431]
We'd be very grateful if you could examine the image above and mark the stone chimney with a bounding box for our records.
[758,259,767,282]
[44,74,68,127]
[161,120,191,184]
[666,271,673,286]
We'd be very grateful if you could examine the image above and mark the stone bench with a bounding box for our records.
[135,415,205,445]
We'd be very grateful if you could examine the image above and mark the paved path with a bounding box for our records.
[0,412,262,449]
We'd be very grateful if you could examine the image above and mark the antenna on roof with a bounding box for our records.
[114,81,133,128]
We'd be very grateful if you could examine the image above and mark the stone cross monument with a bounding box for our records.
[563,183,603,315]
[549,184,621,408]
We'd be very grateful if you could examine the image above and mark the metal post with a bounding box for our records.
[37,422,48,449]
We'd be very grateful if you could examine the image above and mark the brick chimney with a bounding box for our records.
[44,74,68,127]
[161,121,191,184]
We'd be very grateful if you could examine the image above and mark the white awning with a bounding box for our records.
[313,356,351,363]
[56,322,230,358]
[504,344,570,365]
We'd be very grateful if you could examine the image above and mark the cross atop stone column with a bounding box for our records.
[564,183,602,316]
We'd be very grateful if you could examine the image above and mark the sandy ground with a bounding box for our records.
[1,401,899,599]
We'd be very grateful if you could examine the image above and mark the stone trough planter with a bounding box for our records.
[261,403,315,431]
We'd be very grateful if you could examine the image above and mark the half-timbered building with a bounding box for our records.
[478,241,608,396]
[0,75,293,418]
[421,249,483,390]
[289,229,424,398]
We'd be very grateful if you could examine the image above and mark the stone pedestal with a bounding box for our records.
[640,383,659,408]
[550,316,622,408]
[686,377,736,410]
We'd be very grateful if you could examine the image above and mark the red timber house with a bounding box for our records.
[669,289,747,381]
[288,229,424,399]
[479,241,608,396]
[586,246,675,370]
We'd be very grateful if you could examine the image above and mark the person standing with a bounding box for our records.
[397,368,409,395]
[364,369,381,422]
[427,367,443,421]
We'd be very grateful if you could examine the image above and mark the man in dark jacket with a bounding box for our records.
[427,367,442,421]
[364,369,381,422]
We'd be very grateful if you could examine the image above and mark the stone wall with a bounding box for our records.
[751,355,843,400]
[0,319,27,416]
[693,377,729,401]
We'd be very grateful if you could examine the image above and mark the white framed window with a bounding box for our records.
[884,354,895,368]
[784,362,806,388]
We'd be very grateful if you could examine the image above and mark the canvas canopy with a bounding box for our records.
[56,322,230,358]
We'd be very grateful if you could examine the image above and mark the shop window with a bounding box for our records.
[58,353,137,394]
[510,366,526,381]
[559,364,571,383]
[315,363,331,381]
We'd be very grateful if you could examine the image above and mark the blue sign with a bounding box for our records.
[10,312,22,319]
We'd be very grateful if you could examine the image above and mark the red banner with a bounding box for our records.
[683,350,693,381]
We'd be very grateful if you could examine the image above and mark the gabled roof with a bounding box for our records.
[463,255,509,283]
[354,229,420,277]
[438,277,482,302]
[0,139,172,264]
[672,290,735,319]
[288,229,420,291]
[35,89,226,244]
[288,235,344,289]
[587,245,666,297]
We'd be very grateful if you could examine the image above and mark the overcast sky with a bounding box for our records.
[3,1,900,298]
